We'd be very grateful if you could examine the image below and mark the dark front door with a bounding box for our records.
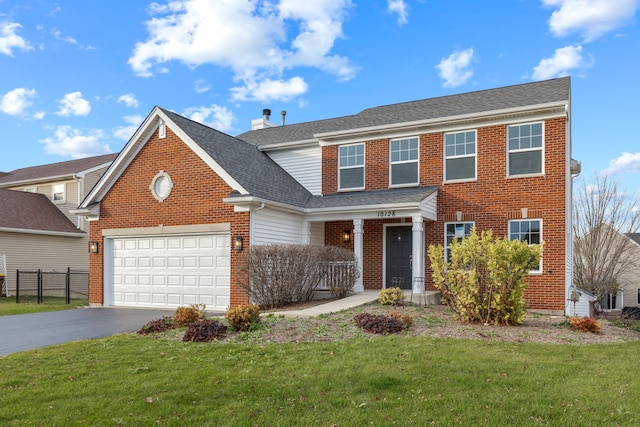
[386,226,412,289]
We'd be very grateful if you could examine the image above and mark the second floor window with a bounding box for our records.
[53,183,65,202]
[508,123,543,176]
[390,137,419,186]
[339,143,364,190]
[445,130,476,181]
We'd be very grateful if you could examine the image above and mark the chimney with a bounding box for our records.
[251,108,276,130]
[281,110,287,126]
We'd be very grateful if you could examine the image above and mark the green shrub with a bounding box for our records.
[354,313,404,334]
[137,316,174,335]
[182,319,227,342]
[225,304,261,331]
[428,227,542,325]
[379,287,406,306]
[569,316,601,333]
[173,304,205,327]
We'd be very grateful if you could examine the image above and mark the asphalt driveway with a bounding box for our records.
[0,307,188,356]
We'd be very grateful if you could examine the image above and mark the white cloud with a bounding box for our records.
[118,93,139,108]
[40,126,110,158]
[128,0,355,101]
[231,76,308,102]
[0,22,33,56]
[56,91,91,116]
[388,0,409,25]
[603,152,640,175]
[33,111,45,119]
[52,28,77,45]
[543,0,640,41]
[114,115,144,140]
[435,48,475,88]
[0,88,37,115]
[532,44,593,80]
[194,79,210,94]
[183,105,235,133]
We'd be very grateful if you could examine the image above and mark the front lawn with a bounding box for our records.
[1,332,639,425]
[0,296,88,316]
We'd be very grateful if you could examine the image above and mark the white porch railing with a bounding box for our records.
[317,261,357,291]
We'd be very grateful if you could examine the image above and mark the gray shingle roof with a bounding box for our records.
[160,108,313,208]
[305,186,438,209]
[0,153,118,186]
[237,77,571,147]
[0,188,83,234]
[625,233,640,246]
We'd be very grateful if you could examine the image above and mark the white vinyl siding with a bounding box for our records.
[253,208,303,245]
[0,232,88,295]
[267,146,322,195]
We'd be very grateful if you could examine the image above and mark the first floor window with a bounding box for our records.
[445,222,474,262]
[636,288,640,305]
[339,143,364,190]
[508,123,543,176]
[390,137,419,186]
[601,291,623,311]
[509,219,541,273]
[53,183,65,202]
[445,130,476,181]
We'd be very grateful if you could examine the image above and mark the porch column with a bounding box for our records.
[301,219,311,245]
[353,218,364,293]
[412,215,424,280]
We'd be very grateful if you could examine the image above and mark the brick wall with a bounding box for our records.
[323,118,567,311]
[89,126,250,307]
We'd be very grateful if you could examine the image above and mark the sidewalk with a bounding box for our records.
[270,289,440,317]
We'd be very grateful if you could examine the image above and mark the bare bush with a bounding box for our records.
[238,245,359,309]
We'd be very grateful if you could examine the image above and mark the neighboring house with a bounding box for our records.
[620,233,640,309]
[0,154,117,294]
[75,77,576,314]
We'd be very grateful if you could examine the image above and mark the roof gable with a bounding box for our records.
[79,107,312,211]
[0,189,84,235]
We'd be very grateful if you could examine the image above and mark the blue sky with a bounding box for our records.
[1,0,639,192]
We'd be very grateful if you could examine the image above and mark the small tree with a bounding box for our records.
[428,228,542,325]
[573,173,640,303]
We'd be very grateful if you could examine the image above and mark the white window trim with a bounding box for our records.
[444,221,475,262]
[389,136,420,188]
[338,143,365,191]
[506,121,545,178]
[508,218,543,275]
[52,183,66,203]
[443,130,477,183]
[601,291,623,311]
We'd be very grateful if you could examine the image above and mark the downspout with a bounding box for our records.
[249,203,265,246]
[72,174,83,230]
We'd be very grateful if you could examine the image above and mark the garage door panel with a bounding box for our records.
[111,233,230,310]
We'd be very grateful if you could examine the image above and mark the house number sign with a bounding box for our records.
[377,210,397,218]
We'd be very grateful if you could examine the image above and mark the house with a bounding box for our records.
[75,77,576,314]
[619,233,640,310]
[0,154,117,295]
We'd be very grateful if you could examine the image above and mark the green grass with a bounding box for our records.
[0,296,88,316]
[1,333,639,426]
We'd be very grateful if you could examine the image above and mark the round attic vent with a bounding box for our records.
[150,170,174,202]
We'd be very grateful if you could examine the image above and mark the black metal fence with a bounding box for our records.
[15,268,89,303]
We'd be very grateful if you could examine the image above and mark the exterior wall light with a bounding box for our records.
[342,230,351,243]
[89,241,99,254]
[234,236,243,251]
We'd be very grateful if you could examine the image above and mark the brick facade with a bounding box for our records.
[88,127,250,307]
[323,118,567,311]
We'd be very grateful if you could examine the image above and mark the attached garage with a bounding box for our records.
[106,231,230,311]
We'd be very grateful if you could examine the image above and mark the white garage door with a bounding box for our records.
[111,233,230,310]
